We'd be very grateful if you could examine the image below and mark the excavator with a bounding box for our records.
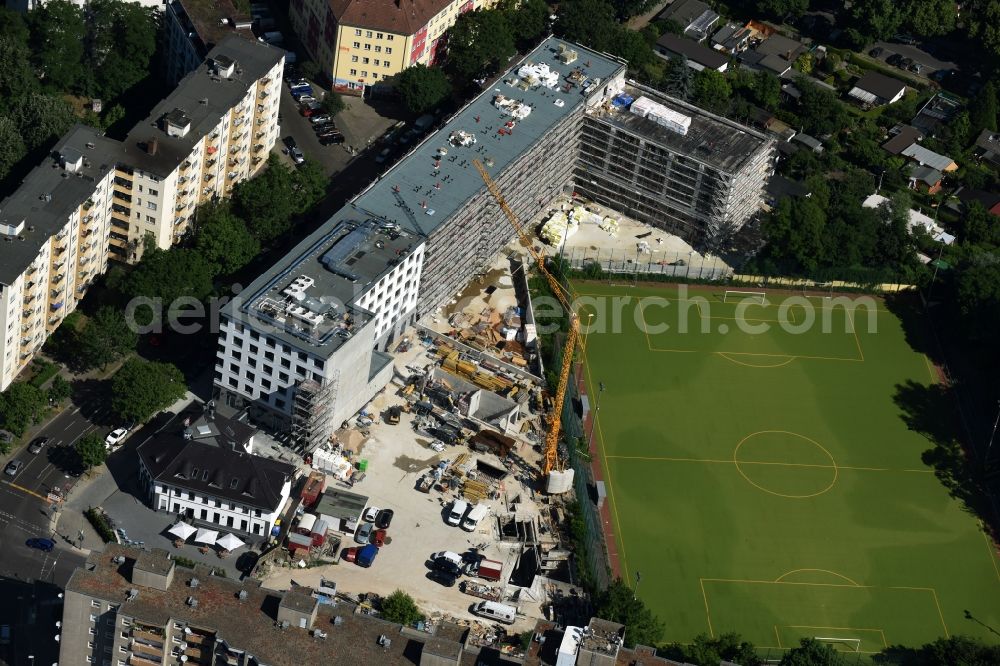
[473,160,579,481]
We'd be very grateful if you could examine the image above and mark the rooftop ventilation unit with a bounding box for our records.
[186,596,198,608]
[112,555,125,565]
[126,589,138,602]
[189,578,199,588]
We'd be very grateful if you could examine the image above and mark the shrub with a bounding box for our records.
[85,508,116,543]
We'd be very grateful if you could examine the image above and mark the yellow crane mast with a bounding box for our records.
[473,160,579,478]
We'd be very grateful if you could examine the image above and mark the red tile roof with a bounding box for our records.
[330,0,449,35]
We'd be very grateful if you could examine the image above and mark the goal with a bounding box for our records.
[723,290,766,305]
[815,637,862,653]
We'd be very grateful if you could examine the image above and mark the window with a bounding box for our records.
[354,28,361,35]
[279,372,289,383]
[374,59,380,66]
[149,188,159,196]
[375,45,382,53]
[351,55,358,62]
[86,656,94,663]
[385,47,393,54]
[362,57,370,64]
[90,614,97,622]
[387,34,394,40]
[365,30,372,37]
[145,215,155,223]
[349,68,357,76]
[280,358,290,369]
[364,44,371,51]
[264,351,274,361]
[88,642,95,649]
[89,628,96,636]
[372,73,379,79]
[230,478,239,489]
[352,41,360,48]
[191,467,199,478]
[146,202,157,211]
[91,600,101,608]
[376,32,384,38]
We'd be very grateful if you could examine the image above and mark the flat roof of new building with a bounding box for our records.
[120,36,284,178]
[353,37,625,239]
[587,82,771,173]
[168,0,254,57]
[0,125,127,287]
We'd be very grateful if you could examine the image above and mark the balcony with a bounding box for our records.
[132,628,165,648]
[128,652,162,666]
[180,161,191,171]
[203,174,214,182]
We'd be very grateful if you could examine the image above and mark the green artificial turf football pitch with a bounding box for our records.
[574,281,1000,655]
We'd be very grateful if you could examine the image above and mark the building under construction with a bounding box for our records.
[576,83,775,247]
[214,37,775,448]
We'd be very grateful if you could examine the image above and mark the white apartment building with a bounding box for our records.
[136,404,295,537]
[0,37,283,391]
[214,219,425,449]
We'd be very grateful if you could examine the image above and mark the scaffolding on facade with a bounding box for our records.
[290,373,339,453]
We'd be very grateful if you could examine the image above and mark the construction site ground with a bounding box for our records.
[261,340,546,633]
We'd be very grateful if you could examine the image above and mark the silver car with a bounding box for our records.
[355,522,374,544]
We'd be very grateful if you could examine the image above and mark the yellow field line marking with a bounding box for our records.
[931,588,950,637]
[775,569,861,586]
[581,343,632,585]
[774,625,782,649]
[646,346,863,362]
[716,352,796,368]
[700,579,714,637]
[847,309,865,362]
[3,480,50,502]
[981,525,1000,583]
[924,354,939,384]
[880,628,888,648]
[604,454,933,473]
[571,290,896,313]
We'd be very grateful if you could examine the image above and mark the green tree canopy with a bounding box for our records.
[86,0,158,99]
[905,0,957,37]
[593,579,665,648]
[0,383,47,437]
[48,375,72,404]
[395,64,452,114]
[110,358,187,423]
[194,203,261,274]
[970,81,998,135]
[756,0,808,19]
[555,0,617,51]
[850,0,904,41]
[233,154,298,243]
[668,633,761,666]
[780,638,849,665]
[321,91,345,116]
[28,0,88,92]
[446,9,517,80]
[76,306,138,371]
[121,246,217,311]
[691,69,732,114]
[0,116,27,181]
[965,0,1000,58]
[291,159,328,213]
[499,0,549,48]
[0,32,39,112]
[11,93,77,153]
[76,431,107,473]
[380,590,423,625]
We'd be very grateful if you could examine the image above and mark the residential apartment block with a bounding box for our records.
[136,403,295,537]
[0,37,283,391]
[289,0,495,94]
[214,38,774,449]
[163,0,255,85]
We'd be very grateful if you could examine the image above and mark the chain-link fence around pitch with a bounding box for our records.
[561,246,732,281]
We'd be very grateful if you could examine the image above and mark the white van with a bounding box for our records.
[472,601,517,625]
[461,504,488,532]
[430,550,463,568]
[446,499,469,526]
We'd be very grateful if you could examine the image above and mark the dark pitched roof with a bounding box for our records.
[956,187,1000,210]
[658,0,711,25]
[854,71,906,100]
[755,34,805,59]
[656,33,729,70]
[909,164,942,185]
[882,125,924,154]
[137,434,295,511]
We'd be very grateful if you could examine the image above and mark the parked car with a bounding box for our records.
[4,460,23,477]
[27,436,49,455]
[313,121,336,132]
[295,94,316,104]
[375,148,392,164]
[25,538,55,552]
[899,57,915,69]
[375,509,394,529]
[290,147,305,165]
[310,114,332,124]
[300,101,321,117]
[320,134,345,146]
[355,521,374,544]
[427,569,457,587]
[372,529,388,547]
[105,427,129,449]
[363,506,380,522]
[869,47,884,58]
[886,53,904,66]
[283,136,297,151]
[432,558,462,576]
[908,62,924,74]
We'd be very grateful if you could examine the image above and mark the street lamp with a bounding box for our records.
[582,312,595,352]
[586,382,605,454]
[634,570,641,600]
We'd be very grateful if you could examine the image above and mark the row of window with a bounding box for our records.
[222,324,323,367]
[220,372,288,410]
[351,42,393,54]
[350,56,393,68]
[353,29,395,40]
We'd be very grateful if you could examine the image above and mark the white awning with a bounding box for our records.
[194,528,219,545]
[216,533,245,551]
[168,522,197,540]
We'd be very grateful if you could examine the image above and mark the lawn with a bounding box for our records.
[574,281,1000,655]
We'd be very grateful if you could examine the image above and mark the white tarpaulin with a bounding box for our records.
[168,522,197,540]
[216,533,245,551]
[194,528,219,545]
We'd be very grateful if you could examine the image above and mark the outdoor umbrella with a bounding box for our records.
[168,522,197,540]
[216,533,245,551]
[194,528,219,545]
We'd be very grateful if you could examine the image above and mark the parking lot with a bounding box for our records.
[867,40,958,80]
[260,342,546,631]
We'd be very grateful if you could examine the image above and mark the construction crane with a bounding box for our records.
[473,160,578,479]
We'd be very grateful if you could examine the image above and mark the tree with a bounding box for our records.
[607,27,656,71]
[380,590,423,625]
[76,306,138,371]
[752,71,781,110]
[0,33,39,112]
[793,52,813,74]
[662,57,693,100]
[906,0,957,37]
[320,91,345,116]
[86,0,158,99]
[966,0,1000,58]
[75,432,107,473]
[194,203,260,274]
[555,0,617,51]
[757,0,808,19]
[395,64,452,114]
[446,9,516,80]
[233,154,298,243]
[110,358,186,423]
[593,579,664,648]
[913,635,1000,665]
[48,375,72,404]
[970,81,998,135]
[609,0,656,21]
[780,638,848,665]
[291,160,328,213]
[0,115,27,182]
[668,633,762,666]
[691,69,731,114]
[958,201,1000,245]
[757,196,827,274]
[121,247,217,315]
[850,0,904,41]
[956,254,1000,341]
[796,77,848,135]
[28,0,88,92]
[500,0,549,48]
[0,383,47,436]
[9,93,76,153]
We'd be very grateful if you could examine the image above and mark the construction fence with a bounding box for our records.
[560,246,732,281]
[730,274,917,293]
